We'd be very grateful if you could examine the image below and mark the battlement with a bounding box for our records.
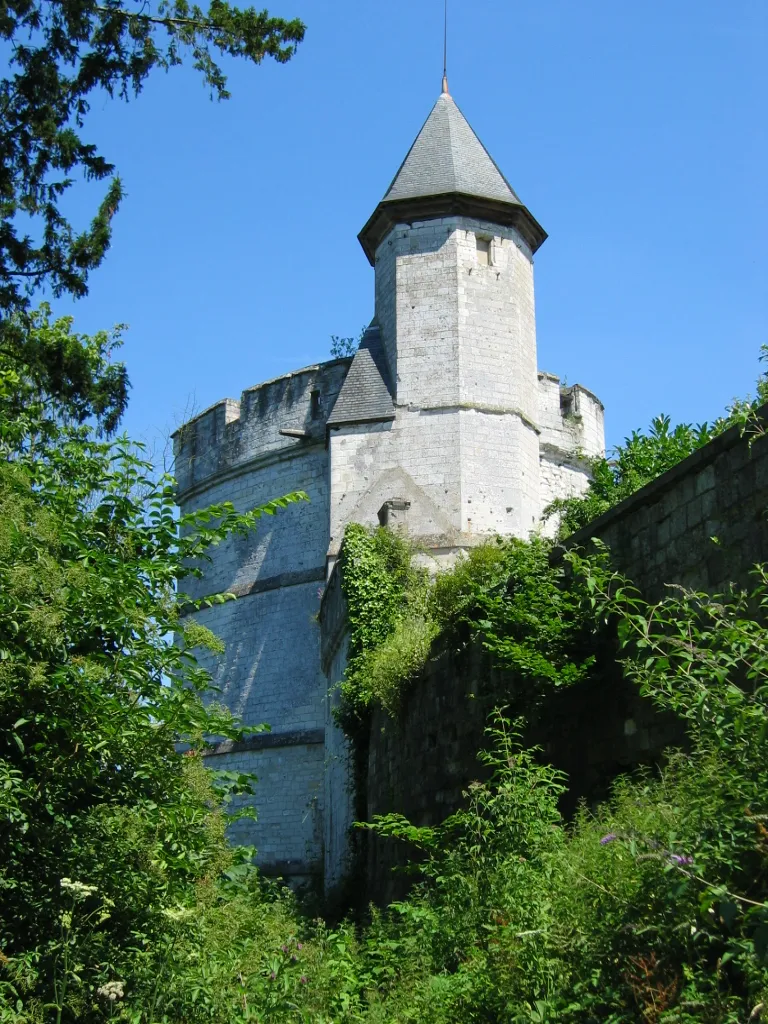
[537,371,605,461]
[172,358,351,499]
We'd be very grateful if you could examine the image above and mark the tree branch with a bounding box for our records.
[93,5,225,31]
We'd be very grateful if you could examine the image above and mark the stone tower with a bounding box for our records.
[327,84,553,559]
[173,85,605,889]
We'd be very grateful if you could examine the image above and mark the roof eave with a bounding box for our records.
[326,411,396,431]
[358,193,547,266]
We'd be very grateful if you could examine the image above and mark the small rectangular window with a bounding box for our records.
[476,236,491,266]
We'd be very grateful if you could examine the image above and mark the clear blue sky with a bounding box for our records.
[55,0,768,457]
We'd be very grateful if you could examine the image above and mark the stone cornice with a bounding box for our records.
[203,728,324,757]
[359,193,547,265]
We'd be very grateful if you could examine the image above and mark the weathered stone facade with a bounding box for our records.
[173,87,605,886]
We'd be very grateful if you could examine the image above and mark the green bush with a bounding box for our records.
[354,557,768,1022]
[338,532,604,730]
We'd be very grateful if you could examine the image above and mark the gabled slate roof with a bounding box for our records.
[383,92,521,207]
[326,325,394,428]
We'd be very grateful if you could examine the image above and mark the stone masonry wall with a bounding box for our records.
[537,372,605,536]
[356,412,768,903]
[172,360,349,880]
[365,644,681,907]
[333,216,554,546]
[568,409,768,598]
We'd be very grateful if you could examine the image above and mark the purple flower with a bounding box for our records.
[270,971,276,981]
[300,975,308,985]
[281,945,288,953]
[291,954,298,962]
[296,942,303,950]
[600,833,617,845]
[670,854,694,865]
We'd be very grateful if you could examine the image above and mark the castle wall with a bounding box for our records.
[352,408,768,902]
[322,657,354,893]
[328,414,462,552]
[364,644,681,907]
[454,221,538,423]
[458,410,540,536]
[568,406,768,598]
[335,216,548,547]
[537,372,606,535]
[172,361,349,879]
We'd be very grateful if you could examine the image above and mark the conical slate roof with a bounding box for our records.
[382,92,521,207]
[358,88,546,264]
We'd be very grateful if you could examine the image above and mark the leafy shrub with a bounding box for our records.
[355,555,768,1022]
[0,325,309,1021]
[338,525,429,723]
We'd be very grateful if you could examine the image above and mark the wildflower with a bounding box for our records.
[97,981,125,1003]
[296,942,303,950]
[161,906,194,923]
[60,878,98,900]
[291,954,298,962]
[270,971,276,981]
[281,944,288,953]
[670,853,694,865]
[300,975,308,985]
[599,833,617,845]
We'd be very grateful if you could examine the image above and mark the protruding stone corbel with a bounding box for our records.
[378,497,411,532]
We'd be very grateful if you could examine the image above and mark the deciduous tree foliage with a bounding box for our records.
[0,338,307,1008]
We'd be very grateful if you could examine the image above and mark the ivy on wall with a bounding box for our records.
[336,524,429,731]
[336,527,610,739]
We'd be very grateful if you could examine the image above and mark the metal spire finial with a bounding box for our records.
[442,0,449,94]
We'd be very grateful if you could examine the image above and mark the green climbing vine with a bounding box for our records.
[337,524,431,728]
[336,526,609,738]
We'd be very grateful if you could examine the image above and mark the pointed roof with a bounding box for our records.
[359,89,546,264]
[383,92,521,207]
[326,324,395,428]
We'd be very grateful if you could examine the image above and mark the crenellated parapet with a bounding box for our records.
[172,359,351,502]
[537,372,605,528]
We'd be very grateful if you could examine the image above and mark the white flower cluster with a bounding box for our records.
[161,905,194,922]
[59,878,98,900]
[96,980,125,1003]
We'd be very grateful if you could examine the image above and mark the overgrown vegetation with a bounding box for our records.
[546,346,768,537]
[2,0,767,1011]
[330,328,367,359]
[337,528,607,730]
[0,315,315,1020]
[3,310,768,1020]
[347,557,768,1023]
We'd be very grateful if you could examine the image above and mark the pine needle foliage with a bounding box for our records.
[0,0,304,310]
[0,0,304,422]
